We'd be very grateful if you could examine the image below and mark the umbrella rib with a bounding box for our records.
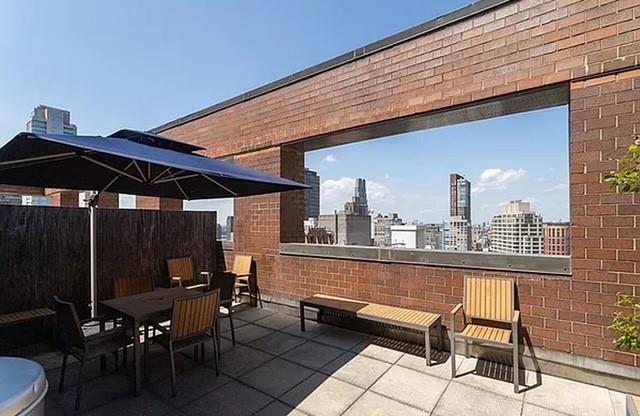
[132,160,147,182]
[0,152,79,171]
[150,167,172,183]
[81,156,144,183]
[154,173,199,184]
[99,161,134,194]
[173,178,190,200]
[201,174,239,197]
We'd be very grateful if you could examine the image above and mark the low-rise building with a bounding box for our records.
[318,212,371,246]
[390,224,426,249]
[543,222,570,256]
[373,213,403,247]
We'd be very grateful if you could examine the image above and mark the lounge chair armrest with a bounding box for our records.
[512,310,520,325]
[450,303,463,317]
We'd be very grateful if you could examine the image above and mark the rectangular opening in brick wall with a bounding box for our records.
[299,88,570,274]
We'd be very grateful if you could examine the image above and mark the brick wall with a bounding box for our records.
[154,0,640,368]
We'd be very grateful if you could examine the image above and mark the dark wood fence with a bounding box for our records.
[0,205,216,316]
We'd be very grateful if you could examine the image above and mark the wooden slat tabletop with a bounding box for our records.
[100,287,194,321]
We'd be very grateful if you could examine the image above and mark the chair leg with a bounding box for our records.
[113,350,119,371]
[75,356,86,410]
[211,330,220,376]
[450,327,456,378]
[228,310,236,346]
[200,343,205,361]
[257,287,263,309]
[513,326,519,393]
[58,352,68,393]
[193,345,199,361]
[144,339,149,383]
[300,304,306,332]
[464,340,470,358]
[123,346,128,369]
[169,345,177,397]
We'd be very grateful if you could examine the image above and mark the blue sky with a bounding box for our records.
[0,1,569,223]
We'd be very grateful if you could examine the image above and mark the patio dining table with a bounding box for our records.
[100,286,194,395]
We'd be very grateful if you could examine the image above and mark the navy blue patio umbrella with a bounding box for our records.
[0,129,307,315]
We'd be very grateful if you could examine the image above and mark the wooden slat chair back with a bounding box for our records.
[450,276,521,393]
[232,255,252,277]
[167,256,196,287]
[53,296,85,347]
[114,276,154,298]
[464,276,514,322]
[170,290,220,342]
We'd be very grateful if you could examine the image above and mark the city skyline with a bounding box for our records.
[306,106,569,225]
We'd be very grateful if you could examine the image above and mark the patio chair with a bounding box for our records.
[113,276,154,298]
[450,276,521,393]
[231,255,262,308]
[166,256,209,290]
[54,296,132,410]
[149,289,221,397]
[210,271,237,346]
[113,276,156,363]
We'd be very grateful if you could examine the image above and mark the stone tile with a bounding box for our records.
[524,374,616,416]
[181,381,272,416]
[239,358,315,398]
[79,391,172,416]
[350,339,404,364]
[254,313,300,330]
[233,307,276,323]
[320,353,391,389]
[281,320,329,340]
[521,403,567,416]
[312,326,369,350]
[396,352,465,381]
[453,357,532,399]
[219,314,248,333]
[48,371,132,414]
[150,365,231,406]
[249,331,307,356]
[255,400,307,416]
[135,345,198,384]
[281,341,345,370]
[281,373,364,416]
[432,382,522,416]
[219,345,274,378]
[344,391,428,416]
[222,323,274,344]
[610,390,627,416]
[370,366,448,411]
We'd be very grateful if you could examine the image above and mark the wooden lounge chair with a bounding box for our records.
[150,290,221,397]
[450,276,521,393]
[210,271,237,346]
[54,296,132,410]
[166,256,209,290]
[232,255,262,308]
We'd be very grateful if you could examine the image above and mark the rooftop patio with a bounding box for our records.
[34,306,624,416]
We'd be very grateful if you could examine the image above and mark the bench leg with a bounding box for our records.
[299,304,306,332]
[425,330,431,366]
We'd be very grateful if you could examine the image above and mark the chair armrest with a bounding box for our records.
[451,303,463,317]
[80,314,113,326]
[512,310,520,325]
[199,271,211,286]
[171,276,183,287]
[150,320,170,334]
[234,273,251,278]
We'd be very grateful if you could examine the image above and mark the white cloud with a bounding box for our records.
[324,155,337,163]
[543,183,568,192]
[473,168,526,193]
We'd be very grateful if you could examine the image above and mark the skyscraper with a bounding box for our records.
[447,173,472,250]
[345,178,369,216]
[450,173,471,220]
[304,168,320,219]
[26,105,77,135]
[354,178,368,212]
[490,200,543,254]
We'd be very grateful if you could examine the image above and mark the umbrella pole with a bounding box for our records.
[88,192,99,317]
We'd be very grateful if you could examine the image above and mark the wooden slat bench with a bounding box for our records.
[300,294,442,366]
[0,308,56,328]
